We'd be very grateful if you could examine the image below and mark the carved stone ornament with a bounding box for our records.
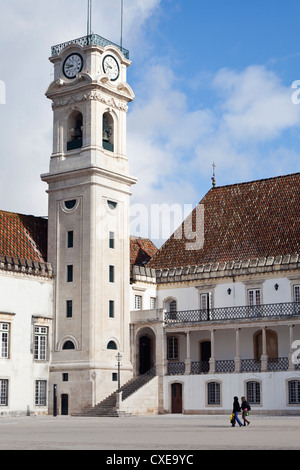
[52,91,129,112]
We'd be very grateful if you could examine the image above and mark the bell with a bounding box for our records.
[102,129,110,142]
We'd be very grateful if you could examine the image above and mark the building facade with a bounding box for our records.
[0,32,299,417]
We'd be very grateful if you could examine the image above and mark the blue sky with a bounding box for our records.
[0,1,299,245]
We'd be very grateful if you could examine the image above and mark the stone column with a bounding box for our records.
[288,324,296,371]
[261,326,268,371]
[185,331,191,375]
[209,329,216,374]
[234,328,241,372]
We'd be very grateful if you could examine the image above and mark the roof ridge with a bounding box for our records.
[208,171,300,192]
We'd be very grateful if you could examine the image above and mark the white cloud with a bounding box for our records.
[214,65,300,141]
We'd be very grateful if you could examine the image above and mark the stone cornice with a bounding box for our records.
[0,256,53,279]
[132,254,300,285]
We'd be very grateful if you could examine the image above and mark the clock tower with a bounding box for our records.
[41,34,136,414]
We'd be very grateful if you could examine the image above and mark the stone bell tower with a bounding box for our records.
[41,33,136,414]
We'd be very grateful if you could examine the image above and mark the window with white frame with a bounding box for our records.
[167,336,178,360]
[35,380,47,406]
[135,295,142,310]
[207,381,221,405]
[246,381,261,404]
[288,380,300,405]
[0,323,9,359]
[294,285,300,303]
[0,379,8,406]
[34,326,48,361]
[150,297,156,310]
[248,289,261,306]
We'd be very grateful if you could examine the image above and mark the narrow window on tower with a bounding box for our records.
[67,111,83,151]
[102,112,114,152]
[109,231,115,249]
[67,265,73,282]
[109,300,115,318]
[109,265,114,283]
[66,300,73,318]
[67,231,74,248]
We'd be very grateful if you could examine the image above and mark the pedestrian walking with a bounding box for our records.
[231,396,243,427]
[241,396,251,426]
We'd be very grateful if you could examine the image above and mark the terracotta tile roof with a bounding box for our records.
[0,211,48,262]
[130,236,158,274]
[148,173,300,270]
[0,211,157,270]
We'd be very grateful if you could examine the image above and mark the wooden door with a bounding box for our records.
[171,383,182,414]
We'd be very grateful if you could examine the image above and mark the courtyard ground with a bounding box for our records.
[0,414,299,451]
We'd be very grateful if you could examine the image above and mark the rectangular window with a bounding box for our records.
[246,381,261,404]
[248,289,261,306]
[62,373,69,382]
[66,300,73,318]
[289,380,300,404]
[135,295,142,310]
[207,382,220,405]
[34,326,48,361]
[294,285,300,303]
[167,336,178,360]
[35,380,47,406]
[0,323,9,359]
[109,265,114,283]
[67,265,73,282]
[150,297,156,310]
[109,231,115,249]
[109,300,114,318]
[67,231,74,248]
[0,379,8,406]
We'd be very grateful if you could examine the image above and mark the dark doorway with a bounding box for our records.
[200,341,211,372]
[61,394,69,415]
[139,335,151,375]
[171,383,182,413]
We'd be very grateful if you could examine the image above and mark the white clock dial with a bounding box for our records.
[103,55,120,81]
[63,53,83,79]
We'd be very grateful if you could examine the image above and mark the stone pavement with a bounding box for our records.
[0,414,299,451]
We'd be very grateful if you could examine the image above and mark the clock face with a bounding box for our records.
[63,53,83,79]
[102,55,120,81]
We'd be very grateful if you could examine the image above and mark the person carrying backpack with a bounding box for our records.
[241,396,251,426]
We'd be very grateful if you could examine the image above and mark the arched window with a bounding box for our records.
[107,340,117,350]
[62,340,75,350]
[253,330,278,361]
[165,299,177,320]
[67,111,83,151]
[102,112,114,152]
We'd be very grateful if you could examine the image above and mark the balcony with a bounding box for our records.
[165,302,300,324]
[167,357,290,375]
[51,34,129,59]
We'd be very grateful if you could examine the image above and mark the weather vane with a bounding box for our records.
[212,162,216,188]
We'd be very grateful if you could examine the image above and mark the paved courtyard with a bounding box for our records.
[0,414,299,451]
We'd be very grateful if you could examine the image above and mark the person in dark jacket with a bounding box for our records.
[241,396,250,426]
[232,396,243,427]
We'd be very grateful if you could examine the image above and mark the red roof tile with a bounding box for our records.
[148,173,300,270]
[130,236,158,274]
[0,211,48,262]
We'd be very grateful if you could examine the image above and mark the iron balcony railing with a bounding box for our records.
[165,302,300,324]
[167,358,290,375]
[51,34,130,59]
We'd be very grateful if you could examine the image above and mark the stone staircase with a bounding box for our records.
[73,367,156,417]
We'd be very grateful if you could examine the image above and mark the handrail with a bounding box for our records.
[165,302,300,324]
